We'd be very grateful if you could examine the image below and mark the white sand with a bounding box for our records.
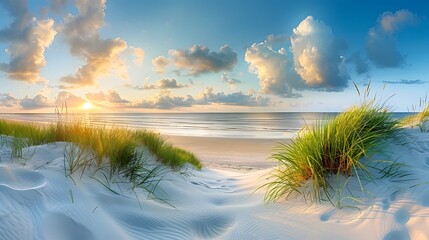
[0,128,429,239]
[166,135,286,171]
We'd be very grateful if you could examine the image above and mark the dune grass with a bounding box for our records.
[401,102,429,132]
[0,118,201,193]
[263,101,402,204]
[134,131,201,169]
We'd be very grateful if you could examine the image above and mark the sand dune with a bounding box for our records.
[0,128,429,239]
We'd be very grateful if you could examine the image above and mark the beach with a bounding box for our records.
[0,123,428,239]
[166,135,287,171]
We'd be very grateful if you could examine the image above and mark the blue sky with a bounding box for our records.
[0,0,428,112]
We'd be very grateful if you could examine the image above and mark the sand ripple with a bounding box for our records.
[0,211,32,240]
[0,166,46,190]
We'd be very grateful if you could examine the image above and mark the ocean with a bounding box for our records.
[0,112,412,139]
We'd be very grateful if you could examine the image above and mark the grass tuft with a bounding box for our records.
[263,101,402,204]
[134,131,202,170]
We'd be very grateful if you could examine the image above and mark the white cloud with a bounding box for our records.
[366,10,417,68]
[106,90,129,103]
[291,16,348,90]
[0,0,56,83]
[157,79,187,89]
[1,93,52,109]
[0,93,18,107]
[168,45,237,76]
[59,0,128,88]
[85,90,129,105]
[196,87,269,107]
[20,94,51,109]
[246,17,349,97]
[245,39,302,97]
[132,90,194,109]
[152,56,169,74]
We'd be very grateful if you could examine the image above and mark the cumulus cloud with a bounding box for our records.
[0,0,56,83]
[168,45,237,76]
[106,90,129,103]
[196,87,269,107]
[246,17,349,97]
[20,94,51,109]
[85,90,129,105]
[59,0,128,88]
[366,10,417,68]
[221,73,242,86]
[130,78,188,90]
[132,47,144,65]
[1,93,53,109]
[157,79,187,89]
[152,56,169,74]
[55,91,86,107]
[245,39,302,97]
[132,90,194,109]
[383,79,428,85]
[0,93,18,107]
[291,16,348,90]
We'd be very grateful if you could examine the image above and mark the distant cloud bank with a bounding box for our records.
[0,88,269,110]
[383,79,427,85]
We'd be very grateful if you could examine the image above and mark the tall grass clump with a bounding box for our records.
[0,117,201,179]
[263,101,402,204]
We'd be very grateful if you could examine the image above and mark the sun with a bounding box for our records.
[82,101,93,110]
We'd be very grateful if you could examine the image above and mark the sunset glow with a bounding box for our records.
[82,102,93,110]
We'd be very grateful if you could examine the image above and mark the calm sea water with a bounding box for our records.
[0,112,412,139]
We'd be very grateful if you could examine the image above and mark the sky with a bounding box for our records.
[0,0,428,113]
